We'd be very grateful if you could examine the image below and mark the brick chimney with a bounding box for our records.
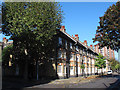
[60,26,66,32]
[75,34,79,41]
[90,45,93,49]
[84,40,87,46]
[3,37,8,44]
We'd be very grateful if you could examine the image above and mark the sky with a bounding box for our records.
[59,2,118,60]
[0,1,118,60]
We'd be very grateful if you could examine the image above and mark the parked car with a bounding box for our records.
[107,70,112,75]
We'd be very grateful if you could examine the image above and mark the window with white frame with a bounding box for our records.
[70,66,74,74]
[112,51,113,58]
[65,40,67,49]
[76,46,78,51]
[58,50,62,58]
[70,53,74,60]
[100,48,103,55]
[70,43,72,49]
[58,37,62,45]
[108,49,109,57]
[87,58,89,63]
[58,65,62,73]
[64,51,66,59]
[77,55,79,62]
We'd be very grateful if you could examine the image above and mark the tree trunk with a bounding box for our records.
[24,59,28,80]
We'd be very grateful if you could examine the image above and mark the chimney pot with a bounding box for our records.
[61,26,65,29]
[90,45,93,49]
[3,37,6,40]
[75,34,78,37]
[60,26,66,32]
[3,37,8,44]
[75,34,79,40]
[84,40,87,46]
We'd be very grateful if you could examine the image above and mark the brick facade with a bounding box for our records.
[1,26,114,79]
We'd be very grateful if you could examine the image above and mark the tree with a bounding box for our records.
[93,1,120,52]
[2,2,63,80]
[80,64,85,77]
[2,44,13,67]
[108,58,120,71]
[95,53,106,75]
[115,64,120,70]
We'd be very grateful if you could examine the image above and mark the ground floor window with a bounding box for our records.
[58,65,62,73]
[70,66,74,75]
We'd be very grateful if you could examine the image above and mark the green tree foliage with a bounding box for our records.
[95,53,106,69]
[2,44,13,67]
[115,64,120,70]
[2,2,63,79]
[93,1,120,51]
[2,2,63,62]
[80,64,85,69]
[0,4,1,33]
[108,58,120,71]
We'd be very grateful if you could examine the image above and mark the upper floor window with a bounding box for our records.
[70,53,74,60]
[63,51,66,59]
[58,37,62,45]
[65,40,67,49]
[100,48,103,54]
[108,49,109,57]
[70,43,72,49]
[58,50,62,58]
[76,46,79,51]
[112,51,113,58]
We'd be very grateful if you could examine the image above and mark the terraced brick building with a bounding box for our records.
[1,26,114,79]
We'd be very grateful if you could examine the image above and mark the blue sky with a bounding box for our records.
[59,2,118,60]
[0,2,118,60]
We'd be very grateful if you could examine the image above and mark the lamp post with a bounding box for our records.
[24,49,28,80]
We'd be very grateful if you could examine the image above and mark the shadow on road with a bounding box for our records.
[2,76,58,90]
[2,74,120,90]
[98,74,120,89]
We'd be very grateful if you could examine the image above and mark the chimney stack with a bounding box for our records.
[90,45,93,49]
[75,34,79,41]
[60,26,66,32]
[84,40,87,46]
[3,37,8,44]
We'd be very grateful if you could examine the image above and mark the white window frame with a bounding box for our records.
[58,50,62,58]
[70,43,72,49]
[65,40,67,49]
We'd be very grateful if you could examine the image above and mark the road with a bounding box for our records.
[27,73,120,89]
[2,73,120,89]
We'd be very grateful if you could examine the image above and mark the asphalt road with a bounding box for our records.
[27,73,120,89]
[2,73,120,89]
